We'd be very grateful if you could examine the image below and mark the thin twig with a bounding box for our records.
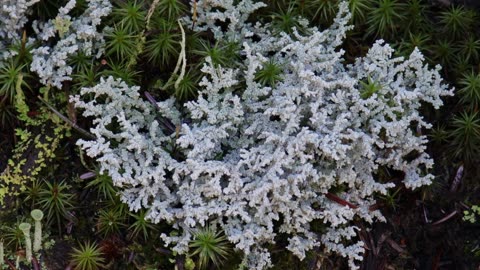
[145,0,160,31]
[386,238,406,254]
[325,192,358,209]
[31,256,40,270]
[423,204,431,223]
[144,91,176,134]
[37,96,95,139]
[5,259,16,270]
[431,210,458,226]
[79,171,96,180]
[174,20,187,90]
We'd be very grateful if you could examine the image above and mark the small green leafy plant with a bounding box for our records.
[255,59,283,87]
[438,6,474,38]
[189,226,231,270]
[0,62,30,103]
[38,180,75,234]
[458,71,480,109]
[95,208,125,237]
[111,0,146,33]
[449,111,480,163]
[70,241,105,270]
[86,173,117,202]
[463,205,480,223]
[127,209,158,241]
[366,0,406,38]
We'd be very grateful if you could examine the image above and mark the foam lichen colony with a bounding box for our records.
[71,1,452,269]
[0,0,39,61]
[0,0,39,42]
[30,0,112,88]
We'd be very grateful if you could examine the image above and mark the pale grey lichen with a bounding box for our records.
[185,0,267,41]
[30,0,111,89]
[0,0,40,61]
[0,0,39,42]
[72,1,452,269]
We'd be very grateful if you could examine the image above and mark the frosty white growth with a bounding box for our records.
[30,0,111,88]
[72,1,452,269]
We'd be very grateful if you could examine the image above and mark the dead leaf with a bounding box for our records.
[450,165,463,192]
[386,238,406,254]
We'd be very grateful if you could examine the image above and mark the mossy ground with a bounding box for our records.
[0,0,480,269]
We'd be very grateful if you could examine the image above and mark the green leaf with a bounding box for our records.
[359,76,382,99]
